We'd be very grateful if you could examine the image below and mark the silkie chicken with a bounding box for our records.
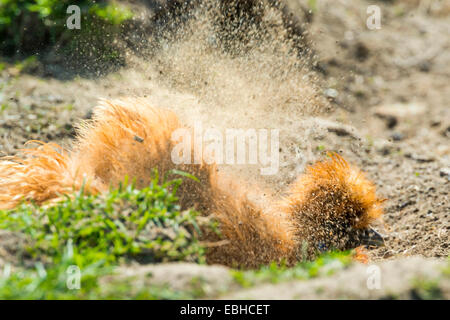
[0,98,385,268]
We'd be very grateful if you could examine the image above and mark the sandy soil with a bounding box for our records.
[98,257,449,299]
[299,0,450,260]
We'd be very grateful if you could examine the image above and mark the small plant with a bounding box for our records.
[410,279,444,300]
[89,3,133,26]
[0,171,209,267]
[307,0,318,13]
[231,250,354,288]
[0,241,199,299]
[443,257,450,277]
[0,0,133,58]
[0,242,110,299]
[0,171,215,299]
[0,103,9,113]
[14,55,40,73]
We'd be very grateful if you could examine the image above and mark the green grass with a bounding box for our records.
[231,250,354,288]
[0,103,9,113]
[89,3,133,26]
[410,278,445,300]
[0,171,214,299]
[0,172,208,267]
[443,257,450,277]
[0,244,110,299]
[0,248,202,299]
[307,0,318,13]
[13,55,39,73]
[0,248,204,299]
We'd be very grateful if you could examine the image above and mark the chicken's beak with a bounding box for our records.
[360,228,385,248]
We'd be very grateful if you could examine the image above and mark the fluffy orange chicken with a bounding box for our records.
[0,98,384,268]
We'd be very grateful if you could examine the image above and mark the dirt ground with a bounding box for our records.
[303,0,449,261]
[0,0,448,285]
[100,258,450,299]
